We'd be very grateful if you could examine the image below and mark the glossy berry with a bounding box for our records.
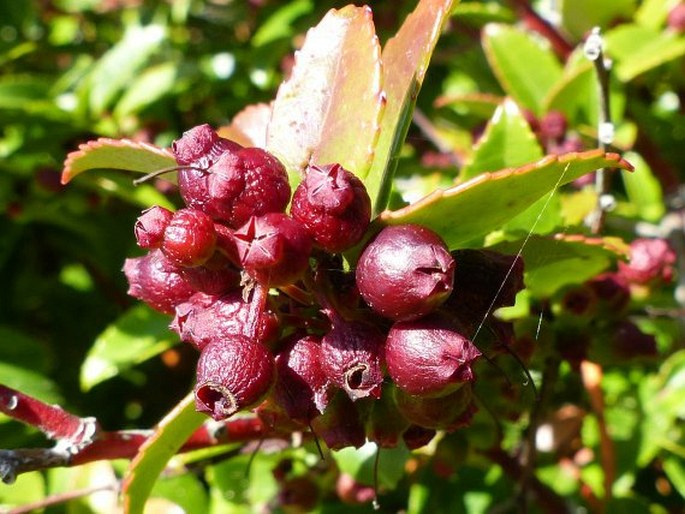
[386,314,481,397]
[273,334,333,423]
[134,205,173,249]
[161,208,217,268]
[172,123,241,169]
[233,213,312,287]
[171,291,279,351]
[123,249,195,314]
[320,319,385,401]
[290,163,371,253]
[394,383,477,431]
[402,425,437,450]
[178,147,291,227]
[356,224,455,321]
[194,336,275,420]
[178,253,241,296]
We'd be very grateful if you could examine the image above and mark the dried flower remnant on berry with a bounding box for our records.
[135,205,173,249]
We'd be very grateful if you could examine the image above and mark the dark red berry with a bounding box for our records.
[394,384,477,431]
[320,319,385,401]
[335,473,376,505]
[539,110,567,143]
[386,314,481,397]
[586,272,631,317]
[134,205,173,249]
[123,249,195,314]
[356,224,455,321]
[557,283,599,319]
[668,3,685,32]
[171,291,280,351]
[178,147,291,227]
[172,123,241,169]
[365,383,410,448]
[618,238,676,285]
[161,208,217,268]
[233,213,312,287]
[278,476,319,512]
[273,334,333,423]
[611,320,657,360]
[290,163,371,253]
[310,391,366,450]
[402,425,437,450]
[194,336,275,420]
[177,253,241,296]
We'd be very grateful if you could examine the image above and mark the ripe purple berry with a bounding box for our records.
[123,249,195,314]
[161,208,217,268]
[385,314,481,397]
[356,224,455,321]
[618,237,676,285]
[134,205,173,249]
[233,213,312,287]
[309,391,366,450]
[290,163,371,253]
[178,147,291,227]
[320,319,385,401]
[172,123,241,169]
[273,335,333,423]
[195,336,275,420]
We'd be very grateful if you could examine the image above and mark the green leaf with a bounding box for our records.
[620,151,665,222]
[266,5,383,187]
[0,326,51,373]
[0,471,45,508]
[122,392,205,514]
[61,137,176,184]
[460,98,543,180]
[333,442,410,489]
[151,472,209,514]
[84,24,166,115]
[379,150,632,250]
[482,23,563,116]
[0,363,62,404]
[635,0,674,29]
[80,303,177,391]
[561,0,637,39]
[605,23,685,82]
[114,62,177,118]
[366,0,454,215]
[664,455,685,497]
[490,235,627,297]
[452,1,515,26]
[251,0,313,47]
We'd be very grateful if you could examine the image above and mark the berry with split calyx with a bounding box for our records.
[172,123,241,170]
[135,205,173,249]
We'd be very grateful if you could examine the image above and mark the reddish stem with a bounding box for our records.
[0,384,100,447]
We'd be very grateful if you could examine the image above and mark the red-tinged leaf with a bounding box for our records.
[266,5,383,186]
[218,103,272,148]
[367,0,455,214]
[122,392,205,514]
[491,234,630,297]
[61,138,176,185]
[379,150,633,249]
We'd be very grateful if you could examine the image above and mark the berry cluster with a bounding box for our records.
[124,124,525,451]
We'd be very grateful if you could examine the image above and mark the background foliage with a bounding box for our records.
[0,0,683,513]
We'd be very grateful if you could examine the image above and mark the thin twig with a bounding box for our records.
[5,483,118,514]
[507,0,573,60]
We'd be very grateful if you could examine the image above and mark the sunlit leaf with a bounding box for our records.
[333,442,410,489]
[482,23,563,116]
[218,103,272,148]
[122,393,205,514]
[380,150,632,249]
[80,304,178,392]
[114,62,177,118]
[561,0,638,39]
[367,0,454,213]
[267,5,383,187]
[61,138,176,184]
[620,151,665,221]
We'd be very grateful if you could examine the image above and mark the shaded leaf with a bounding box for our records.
[380,150,633,249]
[61,138,176,184]
[122,393,205,514]
[333,442,410,489]
[605,23,685,82]
[267,5,383,187]
[491,234,629,297]
[0,363,62,405]
[460,98,543,180]
[482,23,563,116]
[80,304,177,392]
[434,91,502,119]
[620,151,665,222]
[367,0,454,213]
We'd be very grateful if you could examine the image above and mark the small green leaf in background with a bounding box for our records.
[482,23,563,116]
[333,441,410,489]
[80,304,178,391]
[380,150,632,249]
[122,392,205,514]
[252,0,313,47]
[620,151,665,221]
[151,472,209,514]
[491,235,625,297]
[561,0,638,39]
[114,62,178,118]
[0,472,45,510]
[61,137,177,184]
[267,5,383,187]
[460,98,543,180]
[83,24,167,116]
[634,0,675,28]
[605,23,685,82]
[367,0,455,213]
